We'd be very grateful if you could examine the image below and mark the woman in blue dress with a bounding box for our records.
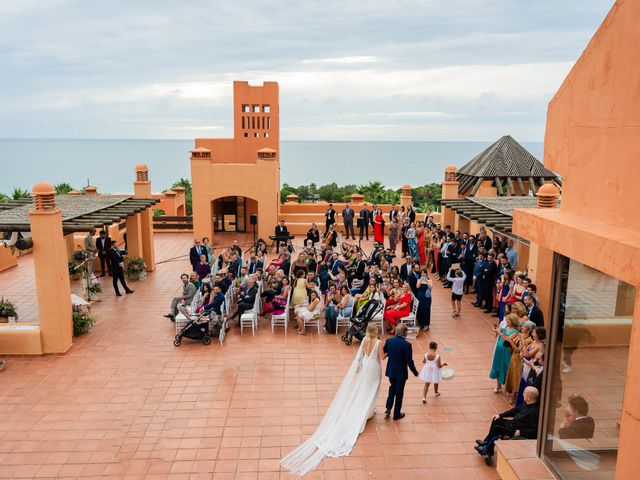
[497,271,513,322]
[407,222,419,260]
[415,270,432,331]
[490,313,520,393]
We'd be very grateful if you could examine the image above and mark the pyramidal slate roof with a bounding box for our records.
[456,135,560,196]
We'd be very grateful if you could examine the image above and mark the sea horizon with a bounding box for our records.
[0,138,544,194]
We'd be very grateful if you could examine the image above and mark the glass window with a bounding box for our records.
[542,255,635,479]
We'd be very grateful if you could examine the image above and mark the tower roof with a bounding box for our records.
[457,135,560,196]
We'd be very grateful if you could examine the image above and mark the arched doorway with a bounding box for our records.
[212,196,258,233]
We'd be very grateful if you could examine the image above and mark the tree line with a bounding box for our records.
[281,181,441,212]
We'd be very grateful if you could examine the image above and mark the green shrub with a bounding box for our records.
[72,308,95,336]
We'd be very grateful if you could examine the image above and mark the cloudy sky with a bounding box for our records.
[0,0,612,141]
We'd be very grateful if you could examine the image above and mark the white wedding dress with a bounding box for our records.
[280,339,382,476]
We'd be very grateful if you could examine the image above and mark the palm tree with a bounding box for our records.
[11,187,30,200]
[358,180,386,203]
[54,183,74,195]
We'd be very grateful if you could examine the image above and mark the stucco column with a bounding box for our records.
[65,233,76,260]
[400,184,412,209]
[126,213,143,259]
[190,148,212,241]
[134,164,156,272]
[29,182,72,354]
[441,165,459,228]
[616,289,640,479]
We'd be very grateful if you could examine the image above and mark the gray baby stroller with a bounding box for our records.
[174,309,222,346]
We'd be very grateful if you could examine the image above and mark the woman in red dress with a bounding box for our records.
[416,222,427,266]
[383,283,412,334]
[373,208,384,245]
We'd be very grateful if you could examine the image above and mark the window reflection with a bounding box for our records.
[544,257,635,478]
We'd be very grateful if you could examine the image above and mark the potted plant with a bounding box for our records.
[87,276,102,301]
[68,250,85,280]
[124,256,147,281]
[0,297,18,323]
[72,304,95,336]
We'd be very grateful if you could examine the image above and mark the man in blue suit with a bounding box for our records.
[383,324,419,420]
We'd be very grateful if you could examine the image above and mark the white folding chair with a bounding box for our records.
[335,309,351,334]
[303,310,322,334]
[271,299,289,334]
[240,293,260,336]
[400,297,419,326]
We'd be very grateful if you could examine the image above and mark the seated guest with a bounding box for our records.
[294,290,323,335]
[559,394,595,439]
[274,220,289,251]
[323,224,338,248]
[230,240,243,258]
[271,276,290,314]
[164,273,197,321]
[218,269,231,294]
[267,249,288,271]
[195,254,211,280]
[292,253,308,277]
[475,386,540,464]
[382,282,411,335]
[227,275,259,325]
[189,272,201,291]
[228,253,242,277]
[255,251,265,270]
[204,285,225,316]
[246,255,260,274]
[307,223,320,245]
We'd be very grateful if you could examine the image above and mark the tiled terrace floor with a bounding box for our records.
[0,233,509,479]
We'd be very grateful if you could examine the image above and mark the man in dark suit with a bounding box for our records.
[348,252,366,284]
[189,239,203,271]
[383,324,419,420]
[389,204,399,222]
[96,230,112,277]
[324,203,336,234]
[407,261,421,296]
[341,203,355,240]
[227,276,259,325]
[475,386,540,463]
[274,220,289,251]
[109,240,134,296]
[524,295,544,327]
[481,253,498,312]
[558,395,595,439]
[358,204,371,240]
[399,255,412,282]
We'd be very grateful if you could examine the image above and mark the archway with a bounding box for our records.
[212,196,258,233]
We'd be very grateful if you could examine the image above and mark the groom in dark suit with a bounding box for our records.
[383,324,419,420]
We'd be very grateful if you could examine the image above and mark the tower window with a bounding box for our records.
[242,104,250,113]
[244,133,248,137]
[252,104,260,112]
[263,105,270,113]
[264,133,269,138]
[254,132,259,138]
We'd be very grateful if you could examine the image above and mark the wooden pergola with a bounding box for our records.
[0,195,159,234]
[456,135,562,196]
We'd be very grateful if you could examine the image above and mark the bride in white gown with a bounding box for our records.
[280,324,382,476]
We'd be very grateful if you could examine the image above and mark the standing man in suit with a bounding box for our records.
[274,220,289,251]
[383,324,419,420]
[524,295,544,327]
[341,203,355,240]
[83,228,98,276]
[389,204,399,222]
[109,240,133,296]
[324,203,336,235]
[399,255,412,282]
[358,204,371,240]
[189,239,203,271]
[481,252,498,312]
[96,229,112,277]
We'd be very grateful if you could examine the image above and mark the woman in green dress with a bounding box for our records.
[490,313,520,393]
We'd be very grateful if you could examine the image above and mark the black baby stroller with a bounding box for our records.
[341,299,382,345]
[174,310,219,346]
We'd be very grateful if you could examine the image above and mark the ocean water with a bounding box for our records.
[0,139,543,194]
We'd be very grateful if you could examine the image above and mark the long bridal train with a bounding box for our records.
[280,339,382,476]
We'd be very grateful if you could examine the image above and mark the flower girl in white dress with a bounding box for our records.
[420,341,447,403]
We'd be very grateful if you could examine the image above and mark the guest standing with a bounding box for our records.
[109,240,134,296]
[490,313,520,393]
[373,209,384,245]
[341,204,355,240]
[415,270,432,331]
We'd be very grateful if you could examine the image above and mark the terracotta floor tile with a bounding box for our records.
[0,233,510,480]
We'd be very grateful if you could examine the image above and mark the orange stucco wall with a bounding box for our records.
[512,2,640,478]
[0,246,18,272]
[191,81,280,241]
